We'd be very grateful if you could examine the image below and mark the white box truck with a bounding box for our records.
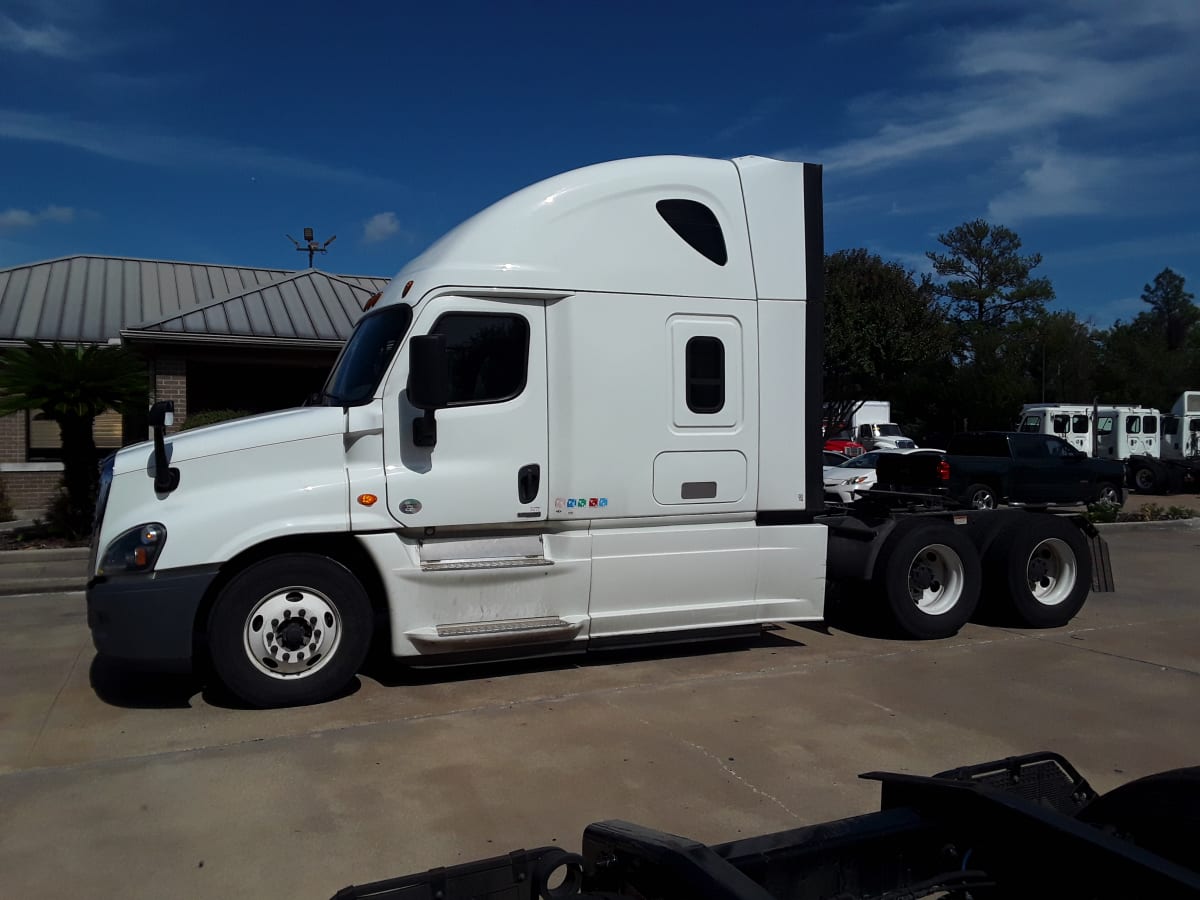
[850,401,917,450]
[87,156,1112,707]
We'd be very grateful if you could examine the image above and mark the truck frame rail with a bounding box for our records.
[331,752,1199,899]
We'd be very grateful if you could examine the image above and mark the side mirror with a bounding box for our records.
[407,334,450,410]
[407,335,449,448]
[148,400,180,493]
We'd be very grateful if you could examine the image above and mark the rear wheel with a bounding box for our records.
[962,483,997,510]
[1076,767,1200,870]
[1130,462,1162,494]
[985,516,1091,628]
[207,554,373,707]
[1095,481,1122,505]
[876,523,981,639]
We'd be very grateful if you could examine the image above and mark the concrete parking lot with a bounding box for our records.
[1,526,1198,899]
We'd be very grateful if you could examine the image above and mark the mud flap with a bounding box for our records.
[1088,531,1116,592]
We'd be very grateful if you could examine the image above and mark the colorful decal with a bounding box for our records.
[588,498,598,507]
[567,499,577,508]
[599,498,608,507]
[554,497,566,512]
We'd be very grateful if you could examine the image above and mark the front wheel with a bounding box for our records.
[962,483,997,510]
[985,516,1091,628]
[876,523,981,639]
[207,554,374,707]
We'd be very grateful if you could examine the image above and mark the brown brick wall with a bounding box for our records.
[0,413,23,464]
[0,471,62,515]
[153,356,188,433]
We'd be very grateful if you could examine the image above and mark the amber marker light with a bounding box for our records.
[357,493,379,506]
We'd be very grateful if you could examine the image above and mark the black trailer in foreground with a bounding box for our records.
[333,753,1199,900]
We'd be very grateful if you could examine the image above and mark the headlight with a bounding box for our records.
[98,523,167,576]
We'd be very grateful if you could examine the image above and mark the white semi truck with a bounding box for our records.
[87,156,1111,707]
[1019,395,1200,493]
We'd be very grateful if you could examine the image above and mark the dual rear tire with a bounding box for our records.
[876,514,1091,639]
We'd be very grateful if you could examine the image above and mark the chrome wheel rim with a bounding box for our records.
[970,490,995,510]
[243,586,342,679]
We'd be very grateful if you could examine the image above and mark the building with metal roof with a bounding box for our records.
[0,255,389,514]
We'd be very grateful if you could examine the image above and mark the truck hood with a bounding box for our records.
[112,406,346,476]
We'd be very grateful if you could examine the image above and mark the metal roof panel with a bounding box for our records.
[0,255,386,344]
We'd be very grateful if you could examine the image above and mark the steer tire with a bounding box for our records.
[985,516,1091,628]
[962,483,998,510]
[876,523,981,640]
[208,554,373,708]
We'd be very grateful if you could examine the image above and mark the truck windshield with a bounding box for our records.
[320,305,413,406]
[876,423,904,436]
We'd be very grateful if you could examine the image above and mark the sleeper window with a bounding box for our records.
[686,336,725,414]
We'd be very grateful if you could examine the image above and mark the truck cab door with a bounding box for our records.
[384,296,548,527]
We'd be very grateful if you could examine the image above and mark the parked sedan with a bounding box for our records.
[824,448,944,503]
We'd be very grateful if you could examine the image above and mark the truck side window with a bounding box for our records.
[1191,419,1200,433]
[1012,435,1047,459]
[1097,416,1113,435]
[656,199,728,266]
[1019,415,1041,433]
[685,336,725,413]
[430,312,530,406]
[1162,417,1178,436]
[1072,415,1089,434]
[1051,414,1069,433]
[1126,416,1141,434]
[1143,415,1157,433]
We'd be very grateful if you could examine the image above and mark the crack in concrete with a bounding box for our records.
[26,638,88,763]
[610,702,801,821]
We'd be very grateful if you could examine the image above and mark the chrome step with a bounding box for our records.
[436,617,570,637]
[407,616,581,649]
[420,557,554,572]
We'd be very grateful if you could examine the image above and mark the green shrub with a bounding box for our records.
[1086,500,1121,523]
[179,409,252,431]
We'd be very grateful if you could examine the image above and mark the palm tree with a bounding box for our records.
[0,341,148,536]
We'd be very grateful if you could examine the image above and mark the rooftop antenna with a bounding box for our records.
[286,226,337,268]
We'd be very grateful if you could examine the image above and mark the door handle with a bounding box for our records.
[518,464,540,504]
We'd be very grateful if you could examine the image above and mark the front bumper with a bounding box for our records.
[87,566,219,672]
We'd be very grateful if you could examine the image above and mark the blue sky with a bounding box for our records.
[2,0,1197,327]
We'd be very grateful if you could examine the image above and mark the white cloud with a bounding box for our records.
[0,109,397,188]
[987,146,1118,222]
[0,12,76,57]
[786,2,1200,175]
[362,211,401,243]
[0,205,76,230]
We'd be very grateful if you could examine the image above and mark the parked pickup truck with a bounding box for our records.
[874,431,1126,509]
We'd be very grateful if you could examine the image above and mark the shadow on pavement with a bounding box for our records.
[89,655,203,709]
[362,629,806,689]
[89,654,366,710]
